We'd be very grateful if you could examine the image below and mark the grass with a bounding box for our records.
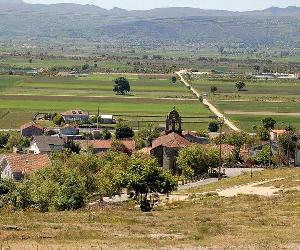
[0,168,299,249]
[188,78,300,131]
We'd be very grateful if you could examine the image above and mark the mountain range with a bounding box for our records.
[1,0,300,17]
[0,0,300,49]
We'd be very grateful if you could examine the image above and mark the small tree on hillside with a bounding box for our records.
[113,77,130,95]
[123,154,177,211]
[210,86,218,94]
[171,76,177,84]
[208,121,219,132]
[235,81,245,91]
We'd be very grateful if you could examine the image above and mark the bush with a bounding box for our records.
[115,124,134,139]
[208,121,219,132]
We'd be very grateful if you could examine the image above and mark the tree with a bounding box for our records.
[115,123,134,139]
[28,165,87,212]
[208,121,219,132]
[255,145,274,166]
[278,132,298,164]
[177,145,219,178]
[258,126,270,141]
[113,77,130,95]
[123,154,177,211]
[96,151,129,200]
[101,128,112,140]
[0,132,9,148]
[64,140,81,154]
[254,65,260,73]
[235,81,245,91]
[136,124,160,147]
[224,132,255,161]
[6,132,30,150]
[210,86,218,94]
[53,114,64,126]
[171,76,177,84]
[262,117,276,130]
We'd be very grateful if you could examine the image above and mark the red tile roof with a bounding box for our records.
[20,122,44,130]
[152,132,192,149]
[2,154,51,174]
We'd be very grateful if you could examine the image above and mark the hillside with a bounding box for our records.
[1,168,299,249]
[0,1,300,49]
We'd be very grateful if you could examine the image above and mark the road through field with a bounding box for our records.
[176,70,240,132]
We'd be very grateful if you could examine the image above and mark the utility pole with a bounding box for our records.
[97,106,100,130]
[217,117,225,181]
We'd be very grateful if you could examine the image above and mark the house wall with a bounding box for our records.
[62,115,89,122]
[0,158,13,179]
[163,147,179,173]
[60,127,79,135]
[29,142,41,154]
[22,127,43,137]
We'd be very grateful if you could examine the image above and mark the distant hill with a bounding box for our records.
[0,2,299,49]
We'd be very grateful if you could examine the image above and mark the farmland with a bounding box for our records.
[1,168,299,249]
[189,77,300,131]
[0,74,213,129]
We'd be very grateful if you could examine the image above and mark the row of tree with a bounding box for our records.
[0,151,177,212]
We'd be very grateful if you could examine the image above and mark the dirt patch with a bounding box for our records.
[216,178,284,197]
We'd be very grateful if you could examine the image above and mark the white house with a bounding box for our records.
[29,136,65,155]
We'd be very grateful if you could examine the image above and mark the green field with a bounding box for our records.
[0,74,212,129]
[189,78,300,131]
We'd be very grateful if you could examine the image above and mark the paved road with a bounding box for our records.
[177,168,263,191]
[176,70,240,132]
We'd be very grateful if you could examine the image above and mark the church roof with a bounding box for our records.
[152,132,191,149]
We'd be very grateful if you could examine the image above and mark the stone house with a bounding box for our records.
[150,132,191,172]
[0,154,51,180]
[29,136,65,154]
[20,122,44,137]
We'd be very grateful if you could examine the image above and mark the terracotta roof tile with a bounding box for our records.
[20,122,44,130]
[1,154,51,174]
[152,132,192,148]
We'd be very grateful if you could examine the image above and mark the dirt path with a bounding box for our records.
[176,70,240,132]
[216,178,284,197]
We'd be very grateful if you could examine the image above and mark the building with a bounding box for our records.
[60,124,79,136]
[29,136,65,154]
[20,122,44,137]
[61,110,89,123]
[76,140,136,154]
[151,132,191,171]
[99,115,115,124]
[182,131,210,144]
[270,130,286,141]
[0,154,51,180]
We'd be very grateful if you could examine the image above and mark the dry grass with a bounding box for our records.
[0,168,299,249]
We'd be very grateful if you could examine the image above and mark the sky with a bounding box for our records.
[23,0,300,11]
